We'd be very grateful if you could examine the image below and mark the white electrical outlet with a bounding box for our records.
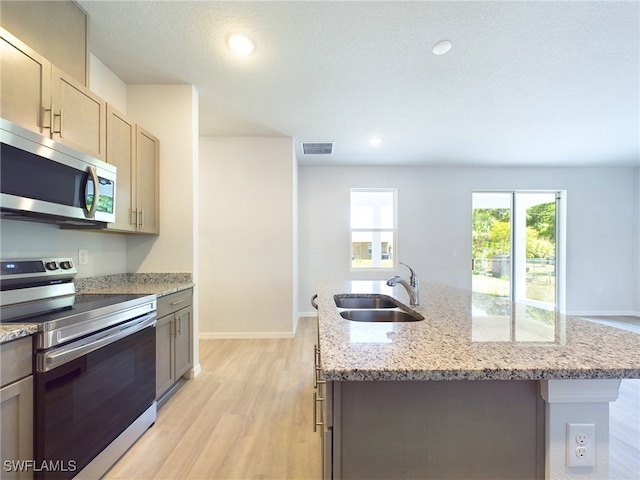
[566,423,595,467]
[78,249,89,265]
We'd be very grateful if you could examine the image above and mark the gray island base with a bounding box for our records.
[316,281,639,480]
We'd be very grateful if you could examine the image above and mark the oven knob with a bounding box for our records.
[60,261,73,270]
[45,262,59,271]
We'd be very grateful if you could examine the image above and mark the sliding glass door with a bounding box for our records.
[472,191,560,311]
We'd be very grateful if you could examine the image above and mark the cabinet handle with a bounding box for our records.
[138,209,143,228]
[313,345,325,389]
[171,299,185,306]
[43,107,54,136]
[131,209,138,226]
[56,109,64,137]
[176,317,182,335]
[313,391,324,433]
[313,345,318,389]
[50,107,62,137]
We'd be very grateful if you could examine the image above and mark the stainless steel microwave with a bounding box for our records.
[0,118,116,225]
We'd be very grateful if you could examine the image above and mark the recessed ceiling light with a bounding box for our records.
[368,137,383,147]
[227,34,255,55]
[432,40,452,55]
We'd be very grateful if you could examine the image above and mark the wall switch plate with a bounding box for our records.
[78,249,89,265]
[566,423,595,467]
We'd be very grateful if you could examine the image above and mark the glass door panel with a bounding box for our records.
[472,193,512,299]
[515,193,557,307]
[472,191,559,312]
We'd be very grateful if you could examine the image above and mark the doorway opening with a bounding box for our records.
[472,191,564,312]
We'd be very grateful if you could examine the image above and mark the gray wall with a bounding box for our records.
[298,166,638,316]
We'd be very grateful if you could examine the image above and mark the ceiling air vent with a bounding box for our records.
[302,142,334,155]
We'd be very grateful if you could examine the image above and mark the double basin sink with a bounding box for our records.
[334,294,424,322]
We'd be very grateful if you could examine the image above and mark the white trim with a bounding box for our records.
[540,379,621,403]
[567,310,640,317]
[199,331,294,340]
[187,363,201,378]
[299,311,317,318]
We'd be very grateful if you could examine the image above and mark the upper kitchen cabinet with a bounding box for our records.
[105,105,137,233]
[0,28,50,135]
[0,28,106,161]
[105,105,160,234]
[135,125,160,234]
[0,0,89,86]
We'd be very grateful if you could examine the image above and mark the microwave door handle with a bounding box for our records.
[84,166,99,218]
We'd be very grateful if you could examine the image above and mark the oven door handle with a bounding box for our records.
[38,313,157,372]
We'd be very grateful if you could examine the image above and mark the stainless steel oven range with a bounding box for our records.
[1,258,157,480]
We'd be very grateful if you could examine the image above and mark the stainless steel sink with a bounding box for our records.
[334,294,398,309]
[339,309,424,322]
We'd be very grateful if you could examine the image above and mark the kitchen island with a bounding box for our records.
[316,281,640,480]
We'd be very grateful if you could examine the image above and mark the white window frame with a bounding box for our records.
[350,188,397,270]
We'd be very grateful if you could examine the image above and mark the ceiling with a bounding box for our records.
[77,0,640,167]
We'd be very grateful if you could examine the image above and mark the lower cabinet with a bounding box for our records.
[0,336,34,480]
[156,289,193,400]
[321,379,543,480]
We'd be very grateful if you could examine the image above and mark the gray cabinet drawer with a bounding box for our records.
[157,289,193,318]
[1,336,32,388]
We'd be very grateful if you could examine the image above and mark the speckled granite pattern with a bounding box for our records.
[317,281,640,382]
[0,324,37,343]
[75,273,194,297]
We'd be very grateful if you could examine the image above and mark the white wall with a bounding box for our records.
[89,54,127,113]
[298,166,638,316]
[126,85,198,274]
[199,137,297,337]
[0,220,127,277]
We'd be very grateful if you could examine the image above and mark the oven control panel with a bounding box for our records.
[1,257,77,286]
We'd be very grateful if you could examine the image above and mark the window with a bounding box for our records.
[350,188,396,269]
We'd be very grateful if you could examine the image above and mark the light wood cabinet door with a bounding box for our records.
[135,125,160,234]
[0,28,50,135]
[51,65,106,161]
[0,376,33,480]
[156,314,175,399]
[0,0,88,86]
[174,305,193,379]
[105,105,137,232]
[1,27,105,161]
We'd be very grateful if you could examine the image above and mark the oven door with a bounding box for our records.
[34,316,156,480]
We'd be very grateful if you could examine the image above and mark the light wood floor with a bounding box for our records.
[105,316,639,480]
[104,317,321,480]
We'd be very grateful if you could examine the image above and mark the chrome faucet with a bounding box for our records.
[386,262,419,306]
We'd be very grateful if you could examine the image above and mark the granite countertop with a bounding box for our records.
[1,273,195,344]
[75,273,194,297]
[317,281,640,382]
[0,324,38,344]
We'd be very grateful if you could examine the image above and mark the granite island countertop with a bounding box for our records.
[317,281,640,382]
[75,273,194,297]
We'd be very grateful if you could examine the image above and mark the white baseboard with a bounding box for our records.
[199,331,294,339]
[188,363,201,378]
[566,310,640,317]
